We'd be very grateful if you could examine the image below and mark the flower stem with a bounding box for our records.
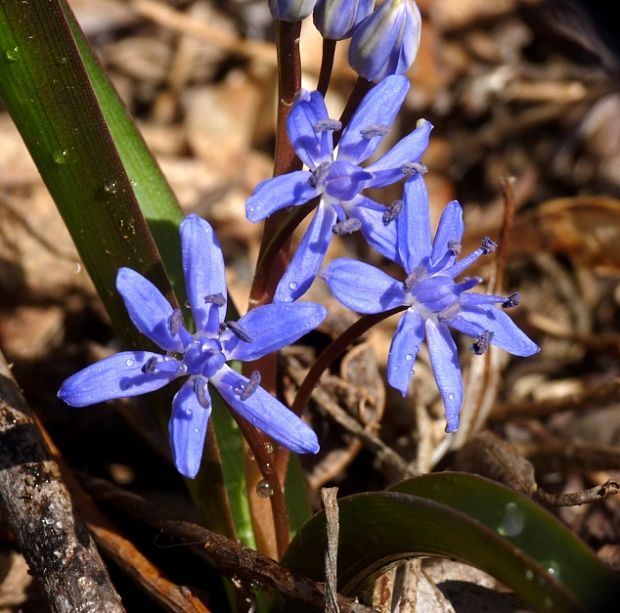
[317,39,336,96]
[243,19,303,560]
[274,306,407,480]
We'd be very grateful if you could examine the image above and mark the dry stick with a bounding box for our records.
[0,351,124,613]
[35,416,211,613]
[83,476,375,613]
[243,19,304,560]
[535,480,620,507]
[322,488,340,613]
[275,306,406,479]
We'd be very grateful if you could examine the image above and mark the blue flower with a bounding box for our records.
[313,0,375,40]
[246,75,431,302]
[348,0,422,81]
[269,0,318,21]
[58,215,324,478]
[321,175,539,432]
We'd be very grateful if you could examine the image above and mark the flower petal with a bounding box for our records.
[431,200,463,268]
[274,202,337,302]
[449,305,540,357]
[168,379,211,478]
[387,309,425,396]
[58,351,180,407]
[425,320,463,432]
[223,302,327,361]
[365,119,432,188]
[116,268,182,352]
[214,367,319,454]
[337,75,410,164]
[349,196,400,264]
[287,90,333,168]
[397,175,432,273]
[180,215,227,332]
[246,171,318,222]
[321,258,405,313]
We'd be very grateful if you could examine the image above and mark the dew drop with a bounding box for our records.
[125,359,134,367]
[256,479,274,498]
[184,408,193,417]
[5,46,20,62]
[264,442,274,454]
[233,382,245,395]
[288,281,298,291]
[496,502,524,537]
[448,393,455,401]
[543,560,561,580]
[405,353,413,361]
[52,149,68,165]
[525,569,534,581]
[193,427,200,433]
[103,180,119,195]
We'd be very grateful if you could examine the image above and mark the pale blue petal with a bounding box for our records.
[116,268,182,352]
[223,302,327,361]
[246,171,318,222]
[180,215,227,332]
[58,351,180,407]
[287,90,333,168]
[349,197,401,264]
[425,320,463,432]
[337,75,410,164]
[449,305,540,357]
[214,366,319,454]
[431,200,463,268]
[387,309,425,396]
[397,175,432,273]
[321,258,405,313]
[274,202,337,302]
[169,380,211,479]
[365,119,432,188]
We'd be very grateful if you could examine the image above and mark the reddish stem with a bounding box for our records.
[275,306,406,478]
[317,39,336,96]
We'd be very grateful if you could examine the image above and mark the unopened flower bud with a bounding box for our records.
[349,0,422,81]
[313,0,374,40]
[269,0,318,21]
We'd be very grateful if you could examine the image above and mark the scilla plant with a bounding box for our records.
[1,1,617,611]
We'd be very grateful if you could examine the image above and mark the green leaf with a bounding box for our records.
[280,473,618,612]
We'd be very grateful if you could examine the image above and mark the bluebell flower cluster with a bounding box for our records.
[246,75,431,303]
[58,215,324,478]
[321,175,539,431]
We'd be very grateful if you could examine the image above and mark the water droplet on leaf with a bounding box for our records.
[256,479,274,498]
[543,560,561,579]
[448,393,455,401]
[52,149,68,165]
[496,502,524,537]
[103,180,119,195]
[405,353,413,361]
[125,359,134,367]
[5,46,20,62]
[288,281,298,291]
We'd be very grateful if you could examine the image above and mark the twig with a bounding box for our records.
[0,350,124,613]
[36,416,211,613]
[535,480,620,507]
[83,476,375,613]
[322,488,340,613]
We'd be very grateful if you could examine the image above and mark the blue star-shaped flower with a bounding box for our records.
[58,215,324,478]
[321,175,539,432]
[246,74,432,303]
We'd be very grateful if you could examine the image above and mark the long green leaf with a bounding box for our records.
[280,473,618,612]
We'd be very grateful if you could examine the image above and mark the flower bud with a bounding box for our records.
[313,0,375,40]
[269,0,318,21]
[348,0,422,81]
